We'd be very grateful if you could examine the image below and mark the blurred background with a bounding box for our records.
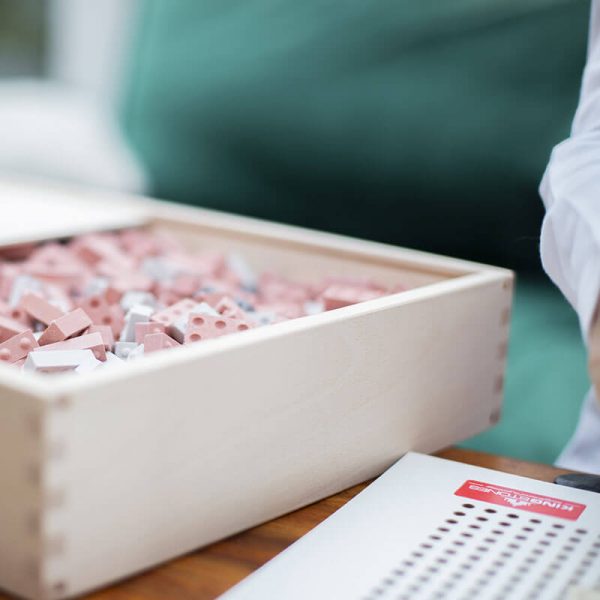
[0,0,592,464]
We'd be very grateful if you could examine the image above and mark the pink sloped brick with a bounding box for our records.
[75,295,123,337]
[38,308,93,346]
[0,314,28,343]
[184,314,253,344]
[87,325,115,350]
[20,293,64,326]
[143,332,181,354]
[0,330,38,363]
[135,322,166,344]
[76,295,124,337]
[36,332,107,361]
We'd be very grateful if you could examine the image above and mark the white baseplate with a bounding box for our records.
[222,453,600,600]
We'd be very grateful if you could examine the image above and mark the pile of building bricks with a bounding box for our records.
[0,229,404,375]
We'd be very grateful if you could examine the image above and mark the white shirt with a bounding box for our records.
[540,1,600,474]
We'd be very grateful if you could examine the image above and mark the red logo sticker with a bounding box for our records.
[455,480,586,521]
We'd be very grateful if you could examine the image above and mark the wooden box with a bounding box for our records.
[0,179,513,599]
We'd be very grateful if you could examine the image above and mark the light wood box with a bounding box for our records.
[0,179,513,599]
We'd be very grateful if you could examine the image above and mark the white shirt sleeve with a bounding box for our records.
[539,0,600,338]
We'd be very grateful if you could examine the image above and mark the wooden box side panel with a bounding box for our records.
[57,274,511,596]
[0,388,44,600]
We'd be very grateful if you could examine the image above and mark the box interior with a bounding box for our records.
[146,216,468,290]
[0,214,471,295]
[0,210,485,388]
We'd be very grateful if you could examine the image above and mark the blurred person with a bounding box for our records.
[540,0,600,474]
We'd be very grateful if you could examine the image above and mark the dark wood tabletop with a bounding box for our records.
[0,448,574,600]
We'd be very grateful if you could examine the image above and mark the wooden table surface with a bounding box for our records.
[1,448,574,600]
